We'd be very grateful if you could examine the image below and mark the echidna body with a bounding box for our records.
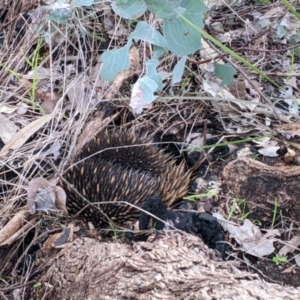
[59,129,191,226]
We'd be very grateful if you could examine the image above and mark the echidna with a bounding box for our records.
[59,129,192,226]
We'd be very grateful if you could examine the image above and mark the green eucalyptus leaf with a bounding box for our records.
[130,21,167,49]
[172,56,187,84]
[112,0,146,19]
[214,63,236,87]
[163,0,208,55]
[100,41,132,81]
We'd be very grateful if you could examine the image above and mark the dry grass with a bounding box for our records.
[0,0,300,298]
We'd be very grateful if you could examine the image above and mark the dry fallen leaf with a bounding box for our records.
[0,114,52,157]
[278,235,300,256]
[258,146,280,157]
[65,77,87,110]
[16,103,29,115]
[0,113,19,143]
[40,100,57,114]
[0,105,18,114]
[214,213,280,257]
[27,177,67,215]
[227,77,246,99]
[23,66,62,80]
[42,227,72,254]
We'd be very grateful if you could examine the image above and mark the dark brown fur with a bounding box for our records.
[59,129,191,226]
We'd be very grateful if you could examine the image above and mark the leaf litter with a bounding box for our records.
[0,0,300,297]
